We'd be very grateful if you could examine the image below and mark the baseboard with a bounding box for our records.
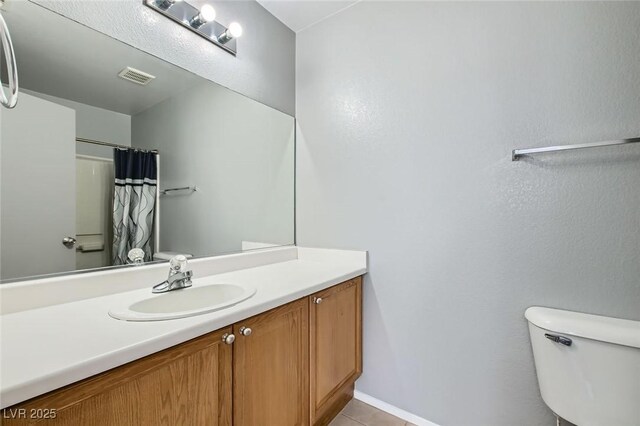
[353,390,440,426]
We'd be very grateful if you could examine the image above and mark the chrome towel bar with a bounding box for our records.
[512,137,640,161]
[160,186,197,195]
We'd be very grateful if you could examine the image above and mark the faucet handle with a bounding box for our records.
[169,255,188,272]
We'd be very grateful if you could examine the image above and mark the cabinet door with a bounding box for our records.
[233,298,309,426]
[310,277,363,425]
[2,328,233,426]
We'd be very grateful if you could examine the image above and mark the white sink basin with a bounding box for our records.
[109,283,256,321]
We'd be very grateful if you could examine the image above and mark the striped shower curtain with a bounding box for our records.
[112,149,157,265]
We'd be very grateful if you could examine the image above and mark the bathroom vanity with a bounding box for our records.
[0,4,364,423]
[0,247,366,426]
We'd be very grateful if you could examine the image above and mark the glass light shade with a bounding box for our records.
[228,22,243,38]
[200,4,216,22]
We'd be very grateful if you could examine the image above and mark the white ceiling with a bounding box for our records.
[4,1,204,116]
[257,0,360,33]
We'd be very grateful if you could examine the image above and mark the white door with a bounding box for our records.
[0,92,76,280]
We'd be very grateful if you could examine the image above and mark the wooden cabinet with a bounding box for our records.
[309,277,362,425]
[233,298,309,426]
[1,327,233,426]
[2,276,363,426]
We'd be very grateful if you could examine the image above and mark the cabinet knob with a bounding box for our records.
[222,333,235,345]
[239,326,252,336]
[313,297,323,305]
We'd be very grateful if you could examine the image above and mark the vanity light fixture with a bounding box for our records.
[144,0,242,55]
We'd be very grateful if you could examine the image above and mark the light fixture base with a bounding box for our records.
[144,0,238,55]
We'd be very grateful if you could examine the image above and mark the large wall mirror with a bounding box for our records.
[0,1,295,282]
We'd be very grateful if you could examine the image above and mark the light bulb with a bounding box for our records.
[200,4,216,22]
[190,4,216,28]
[217,22,242,44]
[228,22,243,38]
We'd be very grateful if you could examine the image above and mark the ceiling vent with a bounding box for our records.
[117,67,156,86]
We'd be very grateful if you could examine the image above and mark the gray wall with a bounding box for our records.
[132,81,294,257]
[296,2,640,425]
[33,0,296,115]
[23,89,131,158]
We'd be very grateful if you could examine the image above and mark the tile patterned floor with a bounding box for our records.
[330,400,577,426]
[329,399,416,426]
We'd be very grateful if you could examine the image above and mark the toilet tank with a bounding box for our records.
[525,307,640,426]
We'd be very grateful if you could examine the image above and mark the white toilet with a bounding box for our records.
[525,307,640,426]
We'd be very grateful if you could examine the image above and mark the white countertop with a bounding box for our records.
[0,247,367,408]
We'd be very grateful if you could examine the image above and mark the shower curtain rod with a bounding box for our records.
[76,137,158,154]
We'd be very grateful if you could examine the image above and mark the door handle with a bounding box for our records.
[62,236,77,249]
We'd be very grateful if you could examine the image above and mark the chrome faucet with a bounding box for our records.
[152,255,193,293]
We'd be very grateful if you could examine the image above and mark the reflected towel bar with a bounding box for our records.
[160,186,197,195]
[512,137,640,161]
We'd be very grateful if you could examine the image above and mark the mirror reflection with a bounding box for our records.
[0,1,295,282]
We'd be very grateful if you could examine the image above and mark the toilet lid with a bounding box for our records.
[525,306,640,349]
